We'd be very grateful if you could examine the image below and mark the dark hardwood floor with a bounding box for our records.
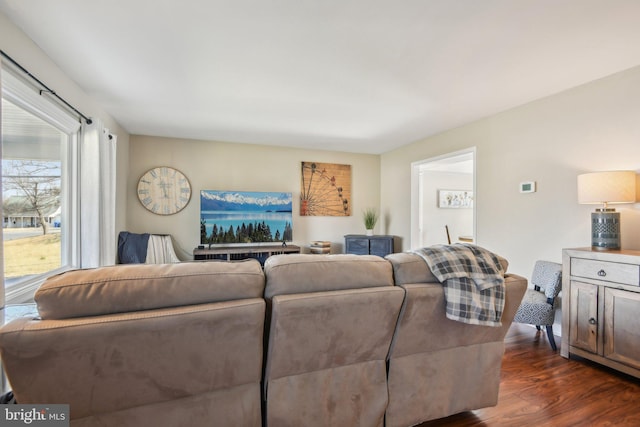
[417,323,640,427]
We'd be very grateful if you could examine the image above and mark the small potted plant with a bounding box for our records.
[363,207,378,236]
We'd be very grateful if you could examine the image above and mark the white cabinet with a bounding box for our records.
[562,248,640,379]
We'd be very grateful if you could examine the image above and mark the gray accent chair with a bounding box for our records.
[513,260,563,351]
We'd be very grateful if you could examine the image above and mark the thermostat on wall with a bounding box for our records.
[520,181,536,193]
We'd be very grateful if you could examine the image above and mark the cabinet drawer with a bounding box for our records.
[571,258,640,286]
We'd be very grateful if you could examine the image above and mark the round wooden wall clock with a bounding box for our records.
[137,166,191,215]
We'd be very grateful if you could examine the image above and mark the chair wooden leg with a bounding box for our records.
[545,325,557,351]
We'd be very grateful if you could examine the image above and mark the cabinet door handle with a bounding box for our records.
[589,318,597,325]
[597,269,606,277]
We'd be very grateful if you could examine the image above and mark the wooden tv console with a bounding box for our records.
[193,244,300,265]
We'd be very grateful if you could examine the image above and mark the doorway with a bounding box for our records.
[410,148,476,249]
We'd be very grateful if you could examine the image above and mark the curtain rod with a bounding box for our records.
[1,49,93,125]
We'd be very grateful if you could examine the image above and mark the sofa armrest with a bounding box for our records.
[386,252,510,285]
[389,273,527,358]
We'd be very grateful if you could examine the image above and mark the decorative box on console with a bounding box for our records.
[344,234,394,257]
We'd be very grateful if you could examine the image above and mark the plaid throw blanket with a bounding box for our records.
[412,244,505,327]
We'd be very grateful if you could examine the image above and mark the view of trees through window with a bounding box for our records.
[2,98,63,285]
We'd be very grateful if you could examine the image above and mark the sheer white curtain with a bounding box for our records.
[1,60,82,304]
[80,119,117,268]
[0,59,5,309]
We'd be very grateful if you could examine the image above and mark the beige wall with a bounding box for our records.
[1,11,130,237]
[127,136,380,257]
[381,65,640,279]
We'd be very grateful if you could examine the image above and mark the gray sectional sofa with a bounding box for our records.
[0,252,527,427]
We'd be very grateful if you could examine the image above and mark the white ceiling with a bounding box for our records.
[2,0,640,154]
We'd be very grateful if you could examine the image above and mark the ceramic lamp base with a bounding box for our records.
[591,209,620,250]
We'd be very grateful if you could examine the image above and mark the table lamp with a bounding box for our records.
[577,170,636,250]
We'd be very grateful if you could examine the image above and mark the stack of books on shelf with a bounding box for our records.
[309,241,331,254]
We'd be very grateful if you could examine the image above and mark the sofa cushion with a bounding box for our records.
[263,254,394,299]
[35,259,265,319]
[385,252,508,285]
[1,300,265,421]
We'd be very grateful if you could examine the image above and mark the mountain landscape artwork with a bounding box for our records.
[200,190,293,244]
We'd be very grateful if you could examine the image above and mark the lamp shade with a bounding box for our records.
[577,171,636,205]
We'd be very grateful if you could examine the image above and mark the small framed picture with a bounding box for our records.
[438,190,473,208]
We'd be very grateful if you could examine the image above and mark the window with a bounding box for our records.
[1,67,80,303]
